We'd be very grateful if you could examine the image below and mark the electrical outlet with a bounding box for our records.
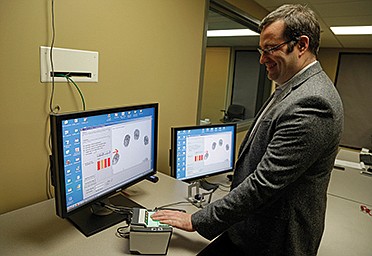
[40,46,98,83]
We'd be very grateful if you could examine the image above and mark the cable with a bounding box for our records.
[47,131,54,198]
[46,0,57,200]
[218,186,230,193]
[49,0,58,113]
[155,201,192,210]
[104,202,133,239]
[93,201,133,239]
[55,74,86,111]
[65,76,86,111]
[46,155,53,199]
[202,178,231,190]
[116,225,130,239]
[103,203,133,215]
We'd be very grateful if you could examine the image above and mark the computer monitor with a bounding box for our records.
[171,123,236,182]
[50,103,158,236]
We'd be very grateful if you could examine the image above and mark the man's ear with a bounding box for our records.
[298,35,310,56]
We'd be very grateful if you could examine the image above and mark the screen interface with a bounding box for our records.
[60,107,156,212]
[174,125,235,181]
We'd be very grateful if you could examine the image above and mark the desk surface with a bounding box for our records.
[321,148,372,256]
[328,148,372,205]
[1,148,372,256]
[0,173,210,256]
[319,195,372,256]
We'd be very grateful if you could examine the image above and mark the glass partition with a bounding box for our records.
[199,0,272,131]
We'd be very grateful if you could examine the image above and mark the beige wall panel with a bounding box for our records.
[0,0,206,214]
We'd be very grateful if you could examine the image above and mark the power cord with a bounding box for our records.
[97,202,133,239]
[116,224,130,239]
[103,203,133,216]
[154,201,192,210]
[113,203,189,239]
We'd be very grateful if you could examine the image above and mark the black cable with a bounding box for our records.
[103,203,133,215]
[116,225,130,239]
[202,178,231,189]
[104,203,133,239]
[155,201,192,210]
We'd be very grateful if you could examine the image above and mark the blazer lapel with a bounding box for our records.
[236,62,323,162]
[237,91,276,158]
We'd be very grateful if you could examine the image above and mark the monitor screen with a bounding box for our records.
[171,123,236,181]
[50,103,158,236]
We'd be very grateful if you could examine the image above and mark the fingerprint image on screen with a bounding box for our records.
[111,120,152,176]
[171,124,236,181]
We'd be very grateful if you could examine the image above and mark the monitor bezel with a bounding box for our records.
[50,103,158,219]
[170,123,236,182]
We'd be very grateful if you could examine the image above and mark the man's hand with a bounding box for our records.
[151,210,195,232]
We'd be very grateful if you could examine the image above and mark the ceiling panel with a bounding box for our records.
[313,1,372,17]
[253,0,372,49]
[207,1,372,49]
[320,31,343,48]
[207,36,259,47]
[207,9,259,47]
[323,15,372,26]
[337,35,372,48]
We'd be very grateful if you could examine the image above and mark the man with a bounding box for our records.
[152,4,343,255]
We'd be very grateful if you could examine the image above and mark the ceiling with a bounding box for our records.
[207,0,372,49]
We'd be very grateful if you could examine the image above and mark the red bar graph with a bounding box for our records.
[97,157,111,171]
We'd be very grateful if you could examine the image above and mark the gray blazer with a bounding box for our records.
[192,62,344,255]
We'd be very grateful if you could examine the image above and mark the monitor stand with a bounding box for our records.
[187,180,219,208]
[67,193,143,237]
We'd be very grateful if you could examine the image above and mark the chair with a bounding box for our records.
[221,104,245,122]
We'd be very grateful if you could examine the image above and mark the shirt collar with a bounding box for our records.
[276,60,318,90]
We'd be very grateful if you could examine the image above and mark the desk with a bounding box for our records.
[197,149,372,256]
[318,195,372,256]
[0,173,209,256]
[1,148,372,256]
[318,148,372,256]
[328,148,372,205]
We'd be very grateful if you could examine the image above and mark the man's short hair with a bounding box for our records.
[259,4,321,57]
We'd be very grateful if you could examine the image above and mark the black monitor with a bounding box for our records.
[50,103,158,236]
[171,123,236,182]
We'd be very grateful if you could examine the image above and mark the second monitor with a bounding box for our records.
[170,123,236,205]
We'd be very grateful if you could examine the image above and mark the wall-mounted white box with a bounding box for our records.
[40,46,98,83]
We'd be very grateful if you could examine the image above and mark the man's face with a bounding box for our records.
[259,20,299,85]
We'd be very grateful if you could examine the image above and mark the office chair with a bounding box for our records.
[221,104,245,122]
